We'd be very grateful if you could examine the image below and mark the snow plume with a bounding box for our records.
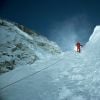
[50,14,92,51]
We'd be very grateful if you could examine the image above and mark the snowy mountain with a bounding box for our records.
[0,19,62,73]
[1,22,100,100]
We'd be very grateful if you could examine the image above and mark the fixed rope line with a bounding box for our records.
[0,57,64,92]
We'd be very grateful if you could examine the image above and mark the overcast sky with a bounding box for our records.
[0,0,100,50]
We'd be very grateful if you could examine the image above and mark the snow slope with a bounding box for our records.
[0,25,100,100]
[0,19,62,73]
[83,26,100,59]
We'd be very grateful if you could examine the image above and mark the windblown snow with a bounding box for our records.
[0,19,62,73]
[0,19,100,100]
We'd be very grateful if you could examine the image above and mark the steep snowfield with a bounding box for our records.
[0,23,100,100]
[0,19,62,73]
[83,26,100,59]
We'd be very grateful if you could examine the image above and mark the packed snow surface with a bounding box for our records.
[0,21,100,100]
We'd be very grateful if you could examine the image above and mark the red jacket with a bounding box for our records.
[76,42,82,48]
[76,42,80,47]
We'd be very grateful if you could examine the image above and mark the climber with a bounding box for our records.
[76,42,83,53]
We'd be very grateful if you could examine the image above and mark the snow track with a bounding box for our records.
[1,51,100,100]
[0,52,87,100]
